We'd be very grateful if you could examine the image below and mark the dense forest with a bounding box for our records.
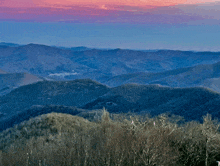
[1,109,220,166]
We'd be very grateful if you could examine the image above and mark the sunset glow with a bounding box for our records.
[40,0,188,7]
[1,0,220,9]
[1,0,220,23]
[0,0,220,51]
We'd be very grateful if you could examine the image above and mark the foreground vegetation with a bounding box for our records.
[1,109,220,166]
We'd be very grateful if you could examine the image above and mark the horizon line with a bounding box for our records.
[1,42,220,53]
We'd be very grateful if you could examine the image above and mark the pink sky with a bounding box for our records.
[0,0,220,23]
[1,0,220,8]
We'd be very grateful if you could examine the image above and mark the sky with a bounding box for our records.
[0,0,220,51]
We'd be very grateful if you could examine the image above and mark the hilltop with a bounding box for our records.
[1,111,220,166]
[0,112,95,150]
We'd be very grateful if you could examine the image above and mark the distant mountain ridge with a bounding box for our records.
[1,43,220,84]
[104,61,220,92]
[0,42,21,47]
[1,43,220,131]
[55,46,92,51]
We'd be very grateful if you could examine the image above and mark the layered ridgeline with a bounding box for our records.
[0,71,44,96]
[82,84,220,120]
[2,60,220,96]
[0,42,21,47]
[104,61,220,92]
[0,79,220,131]
[1,43,220,83]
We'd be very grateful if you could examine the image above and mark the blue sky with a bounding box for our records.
[1,21,219,51]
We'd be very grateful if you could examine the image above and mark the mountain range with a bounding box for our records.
[1,43,220,132]
[1,43,220,86]
[0,79,220,131]
[104,61,220,92]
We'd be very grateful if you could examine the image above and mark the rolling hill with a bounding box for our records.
[0,105,90,131]
[0,112,95,150]
[0,79,220,131]
[0,104,111,131]
[0,79,109,122]
[82,84,220,121]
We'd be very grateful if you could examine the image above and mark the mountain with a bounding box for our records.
[0,105,87,131]
[104,61,220,92]
[0,104,108,131]
[1,43,220,83]
[0,43,78,77]
[0,112,96,150]
[70,49,220,82]
[82,84,220,121]
[0,79,220,129]
[0,79,109,122]
[0,72,44,96]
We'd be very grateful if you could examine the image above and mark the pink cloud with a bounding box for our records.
[0,0,219,24]
[0,0,40,8]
